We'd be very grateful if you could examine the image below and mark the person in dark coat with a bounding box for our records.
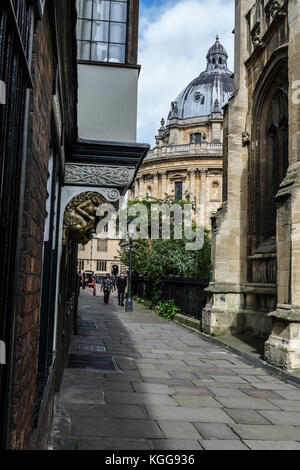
[117,273,127,306]
[101,273,114,304]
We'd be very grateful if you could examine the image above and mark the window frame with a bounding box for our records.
[97,260,107,271]
[76,0,139,66]
[77,0,129,64]
[97,238,108,252]
[174,181,183,201]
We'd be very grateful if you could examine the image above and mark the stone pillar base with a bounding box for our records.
[202,284,245,335]
[264,306,300,370]
[202,283,275,337]
[202,305,239,336]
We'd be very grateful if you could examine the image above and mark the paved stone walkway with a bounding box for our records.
[48,289,300,450]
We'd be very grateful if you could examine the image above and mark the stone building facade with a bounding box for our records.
[78,238,125,275]
[130,38,234,229]
[203,0,300,370]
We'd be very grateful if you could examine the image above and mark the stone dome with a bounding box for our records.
[168,36,233,121]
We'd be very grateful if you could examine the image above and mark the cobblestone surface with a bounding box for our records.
[48,289,300,450]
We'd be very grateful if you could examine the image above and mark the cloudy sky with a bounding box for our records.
[137,0,235,146]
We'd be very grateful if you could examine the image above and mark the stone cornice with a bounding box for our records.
[64,163,135,188]
[142,154,223,167]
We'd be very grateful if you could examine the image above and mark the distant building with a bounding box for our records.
[77,238,126,276]
[130,37,234,228]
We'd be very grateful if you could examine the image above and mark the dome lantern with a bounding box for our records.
[168,36,233,121]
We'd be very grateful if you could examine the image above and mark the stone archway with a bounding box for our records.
[248,48,288,286]
[53,187,121,385]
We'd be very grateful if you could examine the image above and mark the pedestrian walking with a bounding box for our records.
[117,273,127,307]
[101,273,113,304]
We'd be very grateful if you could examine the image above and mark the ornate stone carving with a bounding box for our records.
[265,0,286,19]
[171,101,178,117]
[100,188,121,202]
[64,164,134,187]
[251,23,265,48]
[63,192,106,245]
[242,131,251,146]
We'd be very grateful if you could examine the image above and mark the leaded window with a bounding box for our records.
[175,181,183,201]
[77,0,128,63]
[190,133,202,144]
[97,239,108,252]
[97,261,107,271]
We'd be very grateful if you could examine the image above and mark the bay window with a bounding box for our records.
[77,0,128,63]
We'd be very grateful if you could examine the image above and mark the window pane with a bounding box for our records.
[110,22,126,43]
[77,41,91,60]
[91,42,108,61]
[77,19,92,40]
[175,182,182,201]
[108,44,125,62]
[77,0,94,18]
[92,21,109,42]
[110,2,127,22]
[93,0,111,20]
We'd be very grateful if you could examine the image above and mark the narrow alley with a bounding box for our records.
[48,290,300,451]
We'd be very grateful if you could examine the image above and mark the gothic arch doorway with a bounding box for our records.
[248,50,289,284]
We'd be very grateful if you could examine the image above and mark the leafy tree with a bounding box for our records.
[119,196,211,304]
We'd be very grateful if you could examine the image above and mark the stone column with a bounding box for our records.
[199,169,207,226]
[153,172,159,199]
[188,168,196,203]
[160,171,167,199]
[134,177,140,199]
[139,175,146,198]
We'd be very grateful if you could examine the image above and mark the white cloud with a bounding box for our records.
[137,0,235,147]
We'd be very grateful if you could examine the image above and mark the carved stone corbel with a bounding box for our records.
[242,131,251,147]
[265,0,287,19]
[63,192,106,245]
[251,23,265,49]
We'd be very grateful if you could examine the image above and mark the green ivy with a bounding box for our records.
[154,300,181,321]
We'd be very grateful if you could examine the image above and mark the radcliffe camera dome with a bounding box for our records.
[168,36,234,120]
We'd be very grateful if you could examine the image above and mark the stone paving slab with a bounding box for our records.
[105,391,178,406]
[223,409,271,425]
[244,440,300,450]
[200,440,249,450]
[76,439,155,450]
[152,439,203,450]
[215,397,281,410]
[48,291,300,451]
[232,425,300,441]
[258,411,300,425]
[194,423,240,440]
[71,418,165,439]
[144,405,234,423]
[157,421,202,439]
